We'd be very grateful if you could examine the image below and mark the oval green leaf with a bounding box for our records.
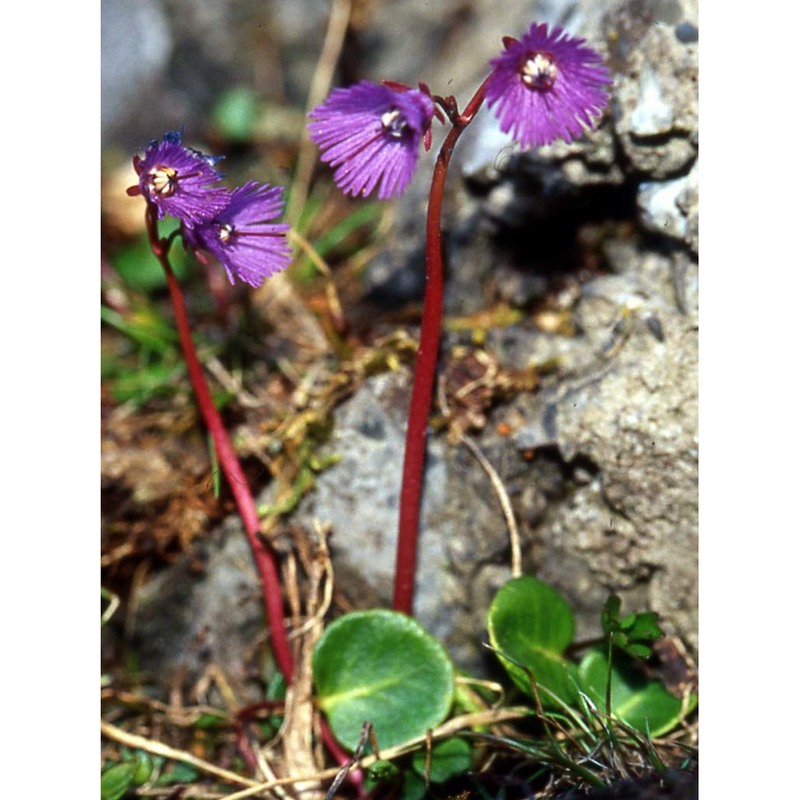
[313,610,455,750]
[578,648,696,737]
[487,576,578,707]
[411,737,472,783]
[101,762,136,800]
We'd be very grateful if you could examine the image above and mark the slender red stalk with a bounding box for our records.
[145,206,295,683]
[320,719,366,798]
[233,701,286,774]
[393,78,491,615]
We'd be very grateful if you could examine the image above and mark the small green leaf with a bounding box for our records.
[194,711,227,730]
[624,642,655,660]
[610,630,630,648]
[578,649,694,736]
[154,762,200,786]
[487,576,578,707]
[602,596,663,661]
[131,752,154,785]
[368,760,400,782]
[101,762,136,800]
[400,769,427,800]
[620,612,663,642]
[411,737,472,783]
[313,610,455,750]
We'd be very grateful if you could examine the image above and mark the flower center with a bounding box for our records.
[148,166,178,195]
[520,52,557,90]
[381,108,408,139]
[218,223,235,243]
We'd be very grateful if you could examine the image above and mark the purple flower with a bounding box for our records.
[183,181,292,287]
[308,81,435,200]
[486,23,611,148]
[129,130,230,226]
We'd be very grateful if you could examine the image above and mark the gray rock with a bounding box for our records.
[515,263,699,651]
[637,160,699,249]
[101,0,172,140]
[608,1,698,180]
[292,369,466,657]
[127,519,269,703]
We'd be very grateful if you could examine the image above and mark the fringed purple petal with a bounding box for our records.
[135,131,230,225]
[308,81,435,199]
[486,22,611,148]
[190,181,291,287]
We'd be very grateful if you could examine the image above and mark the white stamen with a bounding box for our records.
[218,224,234,243]
[381,108,407,138]
[149,166,177,195]
[521,52,557,90]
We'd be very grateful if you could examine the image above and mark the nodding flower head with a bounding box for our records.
[182,181,292,288]
[128,130,230,226]
[307,81,435,200]
[486,23,611,148]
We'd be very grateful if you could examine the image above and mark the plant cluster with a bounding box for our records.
[103,19,696,800]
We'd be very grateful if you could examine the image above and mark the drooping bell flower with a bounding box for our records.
[182,181,292,288]
[128,130,230,226]
[308,81,435,200]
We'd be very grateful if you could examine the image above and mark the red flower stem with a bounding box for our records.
[393,77,491,615]
[146,207,295,683]
[319,719,366,798]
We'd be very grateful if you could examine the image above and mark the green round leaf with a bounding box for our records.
[487,576,578,707]
[411,737,472,783]
[131,751,154,785]
[313,610,454,751]
[578,648,695,737]
[620,611,663,642]
[101,762,136,800]
[401,769,427,800]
